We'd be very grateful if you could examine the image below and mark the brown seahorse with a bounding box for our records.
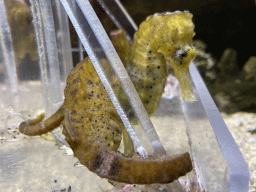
[19,11,195,184]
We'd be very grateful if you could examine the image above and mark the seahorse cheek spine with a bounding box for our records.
[156,12,196,102]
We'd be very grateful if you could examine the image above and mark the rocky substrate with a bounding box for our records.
[222,112,256,192]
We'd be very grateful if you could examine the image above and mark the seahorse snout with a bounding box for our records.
[170,58,197,103]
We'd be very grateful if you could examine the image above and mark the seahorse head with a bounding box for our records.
[157,11,197,102]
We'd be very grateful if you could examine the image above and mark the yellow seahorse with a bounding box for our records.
[129,11,196,115]
[5,0,38,63]
[0,0,38,75]
[19,11,196,184]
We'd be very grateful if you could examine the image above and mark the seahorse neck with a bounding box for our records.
[130,34,166,67]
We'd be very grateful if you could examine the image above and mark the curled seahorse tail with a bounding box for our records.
[104,151,192,184]
[65,132,192,184]
[19,106,65,136]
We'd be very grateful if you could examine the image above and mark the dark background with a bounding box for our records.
[92,0,256,69]
[89,0,256,113]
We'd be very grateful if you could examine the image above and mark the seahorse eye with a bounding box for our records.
[174,49,188,65]
[178,51,188,60]
[172,45,194,65]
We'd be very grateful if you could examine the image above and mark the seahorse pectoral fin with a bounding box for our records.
[19,105,65,136]
[171,61,197,103]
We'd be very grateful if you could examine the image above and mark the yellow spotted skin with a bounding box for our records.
[19,11,196,184]
[63,58,192,184]
[63,58,123,152]
[20,58,192,184]
[112,11,196,117]
[129,11,196,109]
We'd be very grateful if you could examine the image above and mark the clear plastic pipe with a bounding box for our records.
[0,0,18,108]
[30,0,63,116]
[98,0,250,190]
[50,0,73,82]
[186,62,250,191]
[96,0,138,43]
[59,0,168,158]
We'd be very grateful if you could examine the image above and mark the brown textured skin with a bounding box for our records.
[64,131,192,184]
[19,58,192,184]
[62,58,192,184]
[19,106,64,136]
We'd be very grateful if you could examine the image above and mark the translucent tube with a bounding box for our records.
[97,0,138,43]
[98,1,250,190]
[0,0,18,109]
[30,0,63,116]
[59,0,168,158]
[185,62,250,191]
[50,0,73,82]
